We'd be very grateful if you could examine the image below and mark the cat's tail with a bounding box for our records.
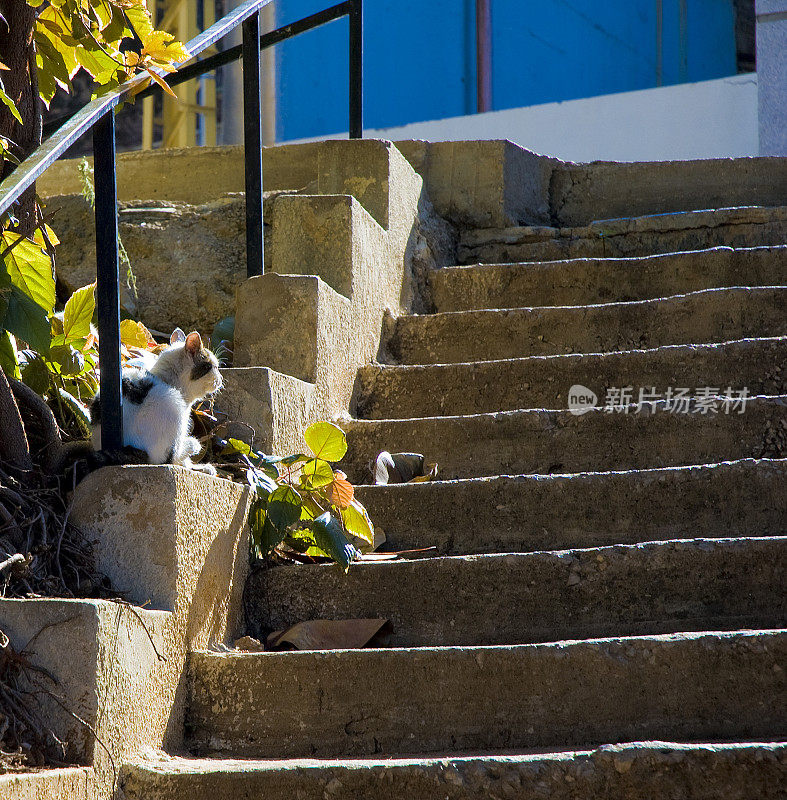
[50,441,150,484]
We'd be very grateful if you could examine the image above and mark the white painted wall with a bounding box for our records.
[285,74,759,163]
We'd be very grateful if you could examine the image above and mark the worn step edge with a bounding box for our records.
[460,206,787,247]
[120,741,787,800]
[456,206,787,264]
[249,535,786,647]
[357,336,787,419]
[432,245,787,311]
[341,395,787,482]
[185,629,787,759]
[355,457,787,554]
[390,286,787,363]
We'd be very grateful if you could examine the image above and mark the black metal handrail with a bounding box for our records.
[0,0,363,452]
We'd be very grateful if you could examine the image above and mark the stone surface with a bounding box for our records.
[0,767,96,800]
[388,287,787,364]
[0,599,168,784]
[119,742,787,800]
[186,630,786,758]
[432,245,787,311]
[247,536,786,646]
[458,206,787,263]
[38,142,322,202]
[549,163,787,227]
[341,395,787,481]
[230,141,427,453]
[48,193,257,333]
[71,465,251,616]
[356,336,787,419]
[396,139,557,227]
[218,367,313,455]
[355,458,787,554]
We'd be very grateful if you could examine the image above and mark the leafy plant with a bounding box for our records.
[224,422,374,572]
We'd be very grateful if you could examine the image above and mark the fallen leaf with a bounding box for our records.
[266,618,391,651]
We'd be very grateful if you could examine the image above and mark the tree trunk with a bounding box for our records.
[0,0,40,237]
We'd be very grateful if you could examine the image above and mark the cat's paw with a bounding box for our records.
[190,462,217,477]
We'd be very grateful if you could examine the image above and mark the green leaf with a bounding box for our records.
[18,350,50,394]
[280,453,309,467]
[48,343,85,375]
[0,86,22,125]
[0,330,20,379]
[247,468,278,499]
[249,500,286,556]
[341,500,375,546]
[304,421,347,462]
[267,485,302,531]
[2,286,51,351]
[300,458,334,490]
[309,512,359,572]
[1,231,55,315]
[62,282,96,345]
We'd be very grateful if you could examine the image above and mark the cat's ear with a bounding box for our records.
[185,331,202,356]
[170,328,186,345]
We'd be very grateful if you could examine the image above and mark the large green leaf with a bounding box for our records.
[341,500,375,546]
[18,350,50,394]
[2,286,51,352]
[303,421,347,462]
[1,231,56,316]
[309,512,359,572]
[62,282,96,345]
[249,501,286,556]
[267,485,302,531]
[300,458,334,490]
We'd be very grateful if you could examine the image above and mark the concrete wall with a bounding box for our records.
[756,0,787,155]
[273,0,739,141]
[285,75,759,163]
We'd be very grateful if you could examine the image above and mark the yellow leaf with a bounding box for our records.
[120,318,154,348]
[141,30,191,65]
[146,69,176,99]
[340,500,374,546]
[303,421,348,462]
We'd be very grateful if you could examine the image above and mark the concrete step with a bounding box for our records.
[186,630,786,758]
[120,741,787,800]
[457,206,787,265]
[357,337,787,419]
[353,458,787,555]
[340,395,786,482]
[433,245,787,311]
[246,536,786,648]
[388,287,787,364]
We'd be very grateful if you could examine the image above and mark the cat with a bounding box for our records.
[90,328,222,475]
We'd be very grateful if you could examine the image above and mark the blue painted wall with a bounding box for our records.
[274,0,737,141]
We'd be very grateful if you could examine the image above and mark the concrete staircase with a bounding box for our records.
[117,149,785,798]
[2,140,783,800]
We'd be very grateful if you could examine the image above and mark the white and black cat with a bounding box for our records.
[90,328,222,475]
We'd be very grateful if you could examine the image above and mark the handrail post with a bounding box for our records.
[242,9,264,277]
[92,111,123,451]
[349,0,362,138]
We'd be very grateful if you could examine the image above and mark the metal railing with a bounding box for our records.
[0,0,363,452]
